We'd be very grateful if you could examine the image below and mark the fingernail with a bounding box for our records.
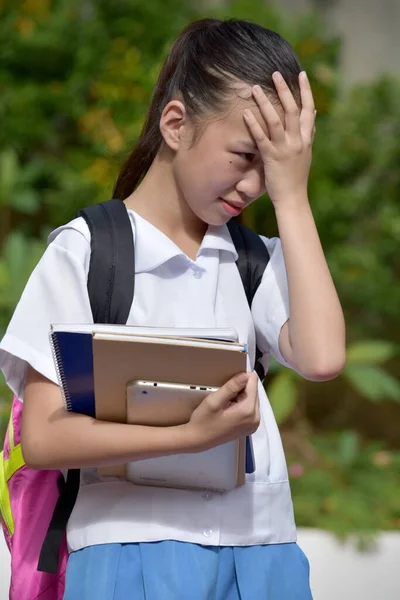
[253,85,262,95]
[300,71,308,80]
[236,373,248,385]
[272,71,283,82]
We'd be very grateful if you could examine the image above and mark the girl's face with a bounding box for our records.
[170,93,282,226]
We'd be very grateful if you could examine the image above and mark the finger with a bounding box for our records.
[251,85,285,144]
[272,72,301,137]
[300,109,316,147]
[236,372,258,408]
[312,122,317,143]
[254,379,260,423]
[208,373,249,409]
[236,372,260,422]
[299,71,315,112]
[243,109,274,159]
[246,372,259,405]
[299,72,316,143]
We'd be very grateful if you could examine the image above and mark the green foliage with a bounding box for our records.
[0,0,201,234]
[346,340,399,364]
[268,340,400,425]
[344,340,400,402]
[0,232,45,321]
[344,365,400,403]
[268,337,400,539]
[288,433,400,543]
[268,369,300,425]
[308,79,400,333]
[0,0,399,538]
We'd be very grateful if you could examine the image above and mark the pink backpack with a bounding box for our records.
[0,397,68,599]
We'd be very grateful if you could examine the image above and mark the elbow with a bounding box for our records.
[21,445,44,470]
[21,437,54,470]
[299,354,347,382]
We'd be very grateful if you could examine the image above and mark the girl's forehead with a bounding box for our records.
[214,91,283,139]
[233,86,285,121]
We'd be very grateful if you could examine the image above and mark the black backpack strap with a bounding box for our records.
[227,219,270,381]
[37,470,80,573]
[78,199,135,325]
[38,199,135,573]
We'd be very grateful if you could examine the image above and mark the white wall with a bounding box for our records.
[324,0,400,84]
[275,0,400,84]
[298,528,399,600]
[1,535,10,600]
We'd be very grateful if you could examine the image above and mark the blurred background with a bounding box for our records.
[0,1,399,598]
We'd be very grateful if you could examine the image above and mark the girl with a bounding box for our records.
[0,18,345,600]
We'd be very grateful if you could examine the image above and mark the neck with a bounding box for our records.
[123,147,207,247]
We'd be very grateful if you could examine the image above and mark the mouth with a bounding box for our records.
[219,198,246,217]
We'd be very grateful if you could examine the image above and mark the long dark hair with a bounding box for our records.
[114,18,301,199]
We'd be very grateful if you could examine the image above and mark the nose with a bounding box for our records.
[236,166,265,201]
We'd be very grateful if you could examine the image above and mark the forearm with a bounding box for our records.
[275,195,346,379]
[22,410,194,470]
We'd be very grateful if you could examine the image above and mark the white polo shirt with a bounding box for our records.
[0,209,297,551]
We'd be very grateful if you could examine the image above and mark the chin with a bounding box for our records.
[206,213,227,226]
[204,215,230,228]
[188,197,230,229]
[198,207,231,228]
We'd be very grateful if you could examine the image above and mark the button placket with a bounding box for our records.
[186,257,204,280]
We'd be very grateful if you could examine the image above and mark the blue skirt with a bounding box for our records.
[63,540,313,599]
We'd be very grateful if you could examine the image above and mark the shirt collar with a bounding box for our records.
[129,210,238,274]
[200,223,238,260]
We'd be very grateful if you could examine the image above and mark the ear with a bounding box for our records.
[159,100,188,151]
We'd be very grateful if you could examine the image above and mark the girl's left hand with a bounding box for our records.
[243,71,316,206]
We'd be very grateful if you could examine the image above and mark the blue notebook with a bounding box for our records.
[50,323,255,474]
[51,330,95,417]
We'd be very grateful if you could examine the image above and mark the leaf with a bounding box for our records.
[267,371,298,424]
[337,430,360,467]
[0,149,19,201]
[346,341,398,365]
[0,233,45,308]
[11,190,40,215]
[344,365,400,402]
[265,356,284,375]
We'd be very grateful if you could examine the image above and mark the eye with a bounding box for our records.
[236,152,255,162]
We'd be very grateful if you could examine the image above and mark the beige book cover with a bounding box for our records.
[92,334,247,488]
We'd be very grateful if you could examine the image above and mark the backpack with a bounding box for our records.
[0,199,270,600]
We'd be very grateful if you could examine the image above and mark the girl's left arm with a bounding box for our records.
[244,72,346,381]
[274,198,346,381]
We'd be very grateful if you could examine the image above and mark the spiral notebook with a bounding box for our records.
[49,324,255,490]
[49,324,242,417]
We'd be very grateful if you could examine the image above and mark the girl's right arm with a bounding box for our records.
[22,366,259,470]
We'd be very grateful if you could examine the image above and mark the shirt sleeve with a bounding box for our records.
[251,236,292,368]
[0,221,93,400]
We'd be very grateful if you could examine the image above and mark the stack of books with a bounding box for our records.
[50,324,251,492]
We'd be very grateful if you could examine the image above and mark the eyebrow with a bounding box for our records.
[237,140,257,151]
